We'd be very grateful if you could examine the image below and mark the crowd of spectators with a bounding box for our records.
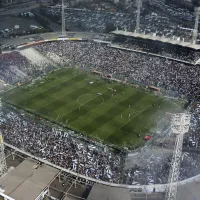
[112,37,200,63]
[123,104,200,185]
[0,39,200,185]
[1,106,122,183]
[1,103,200,185]
[0,52,31,84]
[183,103,200,150]
[123,147,200,185]
[34,41,200,100]
[0,51,49,85]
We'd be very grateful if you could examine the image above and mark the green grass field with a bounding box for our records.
[2,68,182,147]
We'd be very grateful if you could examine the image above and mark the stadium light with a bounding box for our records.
[61,0,66,36]
[165,113,191,200]
[135,0,142,33]
[192,7,200,44]
[0,132,7,177]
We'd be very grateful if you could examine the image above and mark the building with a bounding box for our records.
[0,159,59,200]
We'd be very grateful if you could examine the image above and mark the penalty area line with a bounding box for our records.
[65,86,116,125]
[120,105,152,130]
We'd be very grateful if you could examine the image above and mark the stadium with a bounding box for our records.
[1,0,200,197]
[0,30,199,200]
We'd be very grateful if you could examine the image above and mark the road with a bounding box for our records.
[0,0,50,16]
[0,1,61,32]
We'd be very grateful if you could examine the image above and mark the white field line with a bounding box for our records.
[22,73,82,111]
[129,110,142,116]
[55,113,60,121]
[120,105,152,129]
[25,72,80,97]
[65,86,115,124]
[77,95,105,107]
[68,89,139,127]
[144,120,153,129]
[164,97,181,108]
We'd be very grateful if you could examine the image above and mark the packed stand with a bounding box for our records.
[0,51,49,85]
[0,52,31,84]
[123,148,200,185]
[34,41,200,100]
[1,106,121,183]
[123,103,200,185]
[2,105,200,185]
[112,37,200,63]
[183,103,200,150]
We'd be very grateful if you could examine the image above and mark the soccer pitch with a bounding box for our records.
[2,68,182,147]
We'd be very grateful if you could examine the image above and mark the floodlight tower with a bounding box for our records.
[135,0,142,33]
[61,0,66,36]
[0,132,7,176]
[192,7,200,44]
[165,113,191,200]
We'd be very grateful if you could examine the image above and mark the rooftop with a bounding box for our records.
[0,159,59,200]
[112,30,200,50]
[87,183,131,200]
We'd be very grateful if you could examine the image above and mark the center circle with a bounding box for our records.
[77,94,104,107]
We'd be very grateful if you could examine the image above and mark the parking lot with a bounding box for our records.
[0,15,41,38]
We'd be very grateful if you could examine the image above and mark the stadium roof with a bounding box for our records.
[87,183,131,200]
[87,183,166,200]
[112,30,200,50]
[87,181,200,200]
[0,159,59,200]
[177,179,200,200]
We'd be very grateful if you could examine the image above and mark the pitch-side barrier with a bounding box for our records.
[16,37,85,49]
[4,142,200,193]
